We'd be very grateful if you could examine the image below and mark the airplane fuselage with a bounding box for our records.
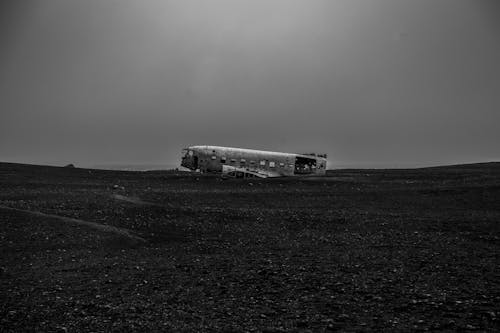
[181,145,327,177]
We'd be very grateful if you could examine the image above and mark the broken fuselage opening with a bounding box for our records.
[294,156,317,175]
[181,149,198,170]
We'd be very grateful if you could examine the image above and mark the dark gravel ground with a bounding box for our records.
[0,162,499,332]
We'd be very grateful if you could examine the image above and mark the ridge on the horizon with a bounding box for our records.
[0,161,180,172]
[0,160,499,172]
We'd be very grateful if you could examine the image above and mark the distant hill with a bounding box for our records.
[418,162,500,170]
[90,164,179,171]
[0,162,185,176]
[328,162,500,172]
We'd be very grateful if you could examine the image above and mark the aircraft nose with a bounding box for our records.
[181,156,190,169]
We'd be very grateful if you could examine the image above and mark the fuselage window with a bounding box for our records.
[250,160,255,165]
[279,162,285,167]
[240,159,246,166]
[269,161,276,168]
[211,155,217,160]
[221,156,226,163]
[230,159,236,164]
[260,160,266,166]
[289,164,294,168]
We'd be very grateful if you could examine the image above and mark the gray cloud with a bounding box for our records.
[1,0,499,168]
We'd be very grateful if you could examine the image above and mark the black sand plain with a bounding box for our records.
[1,162,499,332]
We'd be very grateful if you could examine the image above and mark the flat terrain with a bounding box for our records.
[1,162,499,332]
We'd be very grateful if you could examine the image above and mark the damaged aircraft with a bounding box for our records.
[181,145,327,178]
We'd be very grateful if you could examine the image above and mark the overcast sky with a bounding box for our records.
[1,0,499,168]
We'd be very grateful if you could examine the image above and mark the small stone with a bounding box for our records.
[338,314,350,321]
[326,323,342,331]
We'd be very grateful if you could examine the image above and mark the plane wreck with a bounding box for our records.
[181,145,327,178]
